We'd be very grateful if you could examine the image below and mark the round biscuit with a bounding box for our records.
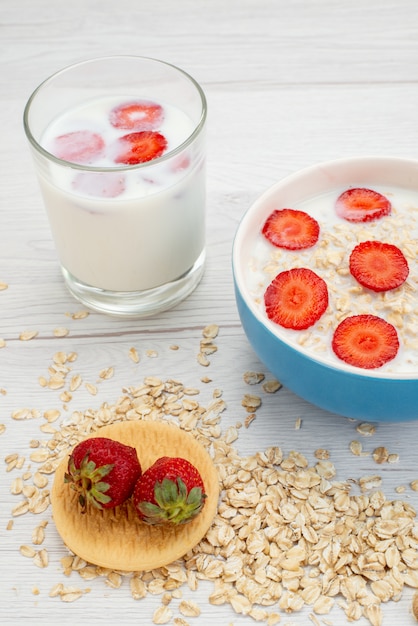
[51,420,219,571]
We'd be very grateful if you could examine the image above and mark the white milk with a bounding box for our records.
[38,96,205,292]
[246,185,418,374]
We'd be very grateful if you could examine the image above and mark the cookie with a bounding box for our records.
[51,420,219,571]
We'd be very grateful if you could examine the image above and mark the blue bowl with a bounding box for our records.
[232,156,418,422]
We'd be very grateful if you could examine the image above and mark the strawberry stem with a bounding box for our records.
[64,454,114,510]
[138,477,206,525]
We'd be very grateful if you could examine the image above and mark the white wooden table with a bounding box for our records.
[2,1,418,624]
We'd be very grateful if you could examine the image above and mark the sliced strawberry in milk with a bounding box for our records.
[109,101,164,130]
[262,208,320,250]
[170,153,191,173]
[332,314,399,369]
[51,130,105,164]
[335,187,391,223]
[264,267,328,330]
[349,240,409,292]
[113,131,168,165]
[72,172,126,198]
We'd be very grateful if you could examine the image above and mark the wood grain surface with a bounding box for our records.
[2,1,418,624]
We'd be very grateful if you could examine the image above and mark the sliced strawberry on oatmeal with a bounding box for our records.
[349,240,409,292]
[264,267,328,330]
[51,130,105,164]
[332,314,399,369]
[262,208,320,250]
[335,187,391,223]
[113,131,168,165]
[109,101,164,130]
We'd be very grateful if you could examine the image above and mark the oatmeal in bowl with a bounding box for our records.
[232,156,418,422]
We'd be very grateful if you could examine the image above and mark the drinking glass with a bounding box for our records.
[23,56,207,317]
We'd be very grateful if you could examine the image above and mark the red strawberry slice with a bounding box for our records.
[262,208,320,250]
[332,314,399,369]
[51,130,105,164]
[349,240,409,292]
[335,187,391,222]
[113,131,168,165]
[109,100,164,130]
[264,267,328,330]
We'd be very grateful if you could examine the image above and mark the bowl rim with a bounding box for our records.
[232,155,418,382]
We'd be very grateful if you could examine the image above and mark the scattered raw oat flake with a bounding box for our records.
[85,383,98,396]
[262,379,282,393]
[356,422,377,436]
[53,327,69,338]
[152,605,172,624]
[99,367,114,380]
[349,440,365,456]
[70,310,90,320]
[241,393,262,412]
[244,413,256,428]
[358,474,383,491]
[387,453,400,464]
[372,446,390,464]
[178,599,200,617]
[19,330,38,341]
[197,324,219,366]
[200,339,218,356]
[49,583,89,603]
[11,408,40,421]
[128,347,139,363]
[0,281,8,290]
[243,371,265,385]
[197,352,210,367]
[314,448,330,460]
[70,374,82,392]
[202,323,219,339]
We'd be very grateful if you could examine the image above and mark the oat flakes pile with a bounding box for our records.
[7,368,418,626]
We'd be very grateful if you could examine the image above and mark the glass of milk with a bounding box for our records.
[23,56,207,317]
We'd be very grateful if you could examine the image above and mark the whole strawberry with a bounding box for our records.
[65,437,142,510]
[133,456,206,525]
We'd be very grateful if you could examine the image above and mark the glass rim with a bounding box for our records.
[23,54,207,173]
